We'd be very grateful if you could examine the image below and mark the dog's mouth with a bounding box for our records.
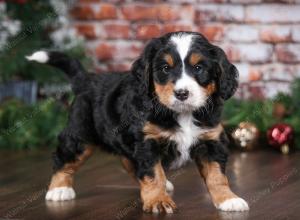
[170,98,205,113]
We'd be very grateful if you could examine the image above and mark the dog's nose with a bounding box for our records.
[174,89,189,101]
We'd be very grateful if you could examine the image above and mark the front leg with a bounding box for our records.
[193,140,249,211]
[137,160,177,213]
[121,157,174,193]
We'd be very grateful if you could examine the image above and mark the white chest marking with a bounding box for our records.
[169,114,205,169]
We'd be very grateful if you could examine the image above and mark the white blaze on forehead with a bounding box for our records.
[171,34,194,61]
[171,33,196,91]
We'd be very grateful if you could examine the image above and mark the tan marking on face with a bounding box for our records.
[197,160,238,206]
[199,124,223,140]
[164,53,174,67]
[139,161,177,213]
[143,122,174,141]
[189,53,202,66]
[48,145,95,190]
[154,81,174,107]
[205,82,216,95]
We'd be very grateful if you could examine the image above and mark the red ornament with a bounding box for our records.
[267,123,294,154]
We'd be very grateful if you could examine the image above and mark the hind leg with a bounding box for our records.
[46,141,94,201]
[46,143,95,201]
[46,96,97,201]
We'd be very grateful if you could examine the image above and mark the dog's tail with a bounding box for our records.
[26,51,88,94]
[26,51,86,80]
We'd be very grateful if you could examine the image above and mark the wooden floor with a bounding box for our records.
[0,149,299,220]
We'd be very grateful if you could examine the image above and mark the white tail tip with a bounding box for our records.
[26,51,49,63]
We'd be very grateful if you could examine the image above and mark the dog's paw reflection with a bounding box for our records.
[218,210,249,220]
[46,200,75,215]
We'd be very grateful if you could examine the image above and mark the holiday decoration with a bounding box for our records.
[224,79,300,151]
[232,122,259,150]
[267,123,294,154]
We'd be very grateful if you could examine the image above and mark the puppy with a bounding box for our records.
[27,31,249,213]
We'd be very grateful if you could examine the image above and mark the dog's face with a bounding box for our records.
[132,32,238,113]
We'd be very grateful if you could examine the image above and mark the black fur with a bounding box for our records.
[38,32,238,179]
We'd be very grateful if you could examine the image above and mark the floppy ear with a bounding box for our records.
[131,38,161,95]
[213,46,239,100]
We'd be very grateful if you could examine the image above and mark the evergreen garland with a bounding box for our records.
[223,79,300,149]
[0,98,69,149]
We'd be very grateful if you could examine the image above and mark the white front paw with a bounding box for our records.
[217,198,249,212]
[166,180,174,192]
[45,187,76,201]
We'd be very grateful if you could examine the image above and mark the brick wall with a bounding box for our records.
[70,0,300,99]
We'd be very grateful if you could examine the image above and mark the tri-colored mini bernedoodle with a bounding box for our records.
[27,31,249,213]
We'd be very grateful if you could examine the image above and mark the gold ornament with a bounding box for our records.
[232,122,259,150]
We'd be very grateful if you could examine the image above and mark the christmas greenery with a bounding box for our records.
[223,78,300,150]
[0,98,68,149]
[0,0,91,83]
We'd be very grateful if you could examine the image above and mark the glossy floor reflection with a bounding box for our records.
[0,149,299,220]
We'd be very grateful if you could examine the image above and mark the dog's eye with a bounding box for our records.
[162,65,170,73]
[194,65,201,70]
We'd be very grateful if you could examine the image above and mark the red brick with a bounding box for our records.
[260,26,292,43]
[276,44,300,63]
[107,61,132,72]
[114,42,143,60]
[121,5,192,22]
[70,5,95,20]
[75,24,96,39]
[198,25,224,41]
[248,69,262,81]
[95,4,117,20]
[121,5,158,21]
[136,24,161,40]
[157,5,180,21]
[224,46,241,62]
[96,43,116,61]
[103,24,130,39]
[195,5,244,23]
[96,42,143,61]
[162,24,193,34]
